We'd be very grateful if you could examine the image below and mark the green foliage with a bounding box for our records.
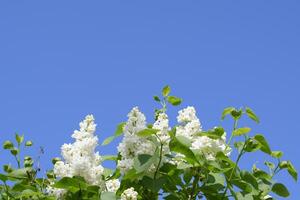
[232,127,251,136]
[102,122,126,145]
[162,85,171,97]
[0,86,297,200]
[3,141,14,150]
[272,183,289,197]
[136,128,159,137]
[166,96,182,106]
[245,107,260,123]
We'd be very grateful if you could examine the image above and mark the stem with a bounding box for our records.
[154,143,164,180]
[2,181,14,199]
[227,119,238,147]
[13,156,20,169]
[161,97,167,113]
[271,159,281,178]
[17,143,21,168]
[222,138,246,200]
[189,169,200,200]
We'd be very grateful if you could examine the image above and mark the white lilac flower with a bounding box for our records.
[152,112,172,164]
[45,185,65,199]
[106,179,121,192]
[121,187,138,200]
[177,106,199,123]
[175,106,230,161]
[53,115,105,187]
[153,113,170,144]
[117,107,155,173]
[176,106,202,140]
[191,132,231,160]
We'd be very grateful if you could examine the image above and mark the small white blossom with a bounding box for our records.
[106,179,120,192]
[121,187,138,200]
[45,185,65,199]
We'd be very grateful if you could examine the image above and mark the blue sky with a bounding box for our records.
[0,1,299,199]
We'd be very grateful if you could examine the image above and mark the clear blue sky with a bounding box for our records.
[0,1,299,199]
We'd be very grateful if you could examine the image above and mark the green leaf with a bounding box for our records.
[102,122,126,145]
[102,136,115,146]
[153,96,161,102]
[52,157,61,165]
[234,141,245,152]
[264,161,275,170]
[162,85,171,97]
[241,171,258,189]
[231,109,243,120]
[136,128,159,137]
[169,137,198,165]
[197,127,225,139]
[167,96,182,106]
[244,138,261,152]
[215,152,235,170]
[102,155,118,161]
[0,173,8,182]
[15,189,40,198]
[122,168,141,180]
[176,135,192,147]
[141,176,167,192]
[46,170,55,179]
[86,185,100,194]
[3,140,14,149]
[231,179,252,193]
[3,164,13,173]
[10,147,19,156]
[114,122,126,137]
[183,169,193,184]
[103,168,113,177]
[235,193,254,200]
[272,183,289,197]
[12,183,37,192]
[287,161,297,181]
[101,192,116,200]
[245,107,260,123]
[221,107,235,120]
[253,169,272,181]
[232,127,251,136]
[15,133,24,144]
[134,153,158,173]
[8,168,31,179]
[271,151,283,159]
[254,134,271,155]
[25,141,33,147]
[279,160,289,169]
[53,177,87,193]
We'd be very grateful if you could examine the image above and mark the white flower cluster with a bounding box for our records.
[153,113,170,144]
[191,132,230,160]
[45,185,65,199]
[152,112,172,166]
[176,106,202,140]
[105,179,121,192]
[176,106,230,161]
[117,107,155,173]
[53,115,105,186]
[121,187,138,200]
